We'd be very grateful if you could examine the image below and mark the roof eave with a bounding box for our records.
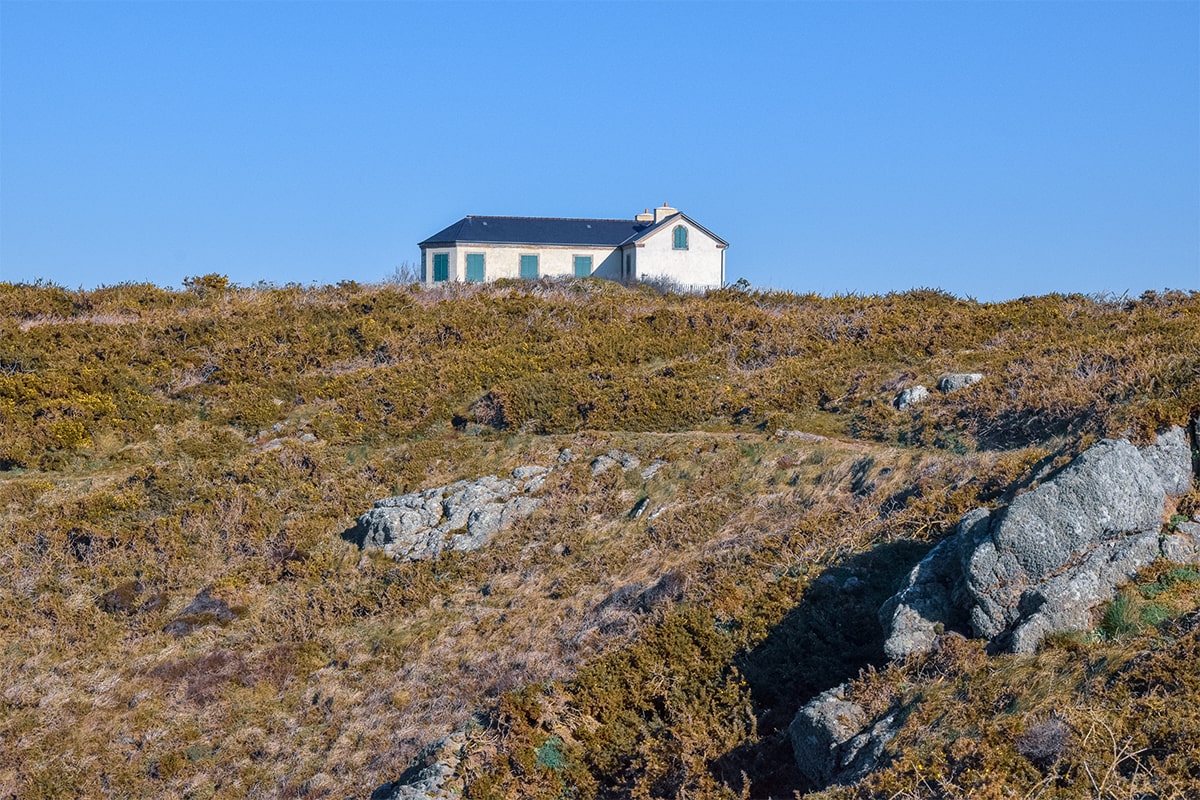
[422,239,625,248]
[628,212,729,247]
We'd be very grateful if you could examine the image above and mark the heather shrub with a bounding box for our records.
[1,279,1196,799]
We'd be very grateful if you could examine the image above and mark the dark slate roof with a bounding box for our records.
[419,216,653,248]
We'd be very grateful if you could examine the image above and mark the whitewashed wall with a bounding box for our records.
[421,244,620,284]
[422,246,460,282]
[633,216,725,290]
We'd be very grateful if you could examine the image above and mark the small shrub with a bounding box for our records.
[535,736,565,771]
[1015,716,1071,770]
[1140,603,1172,627]
[472,390,510,430]
[1100,592,1142,639]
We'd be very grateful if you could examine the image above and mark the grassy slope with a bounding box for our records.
[0,278,1197,799]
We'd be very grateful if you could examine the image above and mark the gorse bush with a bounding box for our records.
[0,278,1196,799]
[3,281,1197,471]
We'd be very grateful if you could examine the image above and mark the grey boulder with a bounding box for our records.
[789,685,868,787]
[937,373,984,393]
[881,427,1195,657]
[963,438,1166,642]
[789,684,901,788]
[894,386,929,410]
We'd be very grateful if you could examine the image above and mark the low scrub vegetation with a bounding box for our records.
[0,277,1196,798]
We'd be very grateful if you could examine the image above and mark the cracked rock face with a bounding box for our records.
[345,468,546,561]
[881,427,1196,658]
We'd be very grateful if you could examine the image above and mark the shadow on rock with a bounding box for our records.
[711,540,930,797]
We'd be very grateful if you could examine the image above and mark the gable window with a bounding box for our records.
[466,253,485,282]
[520,254,539,279]
[573,255,592,278]
[433,253,449,282]
[673,226,689,250]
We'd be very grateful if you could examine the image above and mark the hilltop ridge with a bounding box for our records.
[1,278,1197,798]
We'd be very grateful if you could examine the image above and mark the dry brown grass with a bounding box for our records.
[1,280,1196,798]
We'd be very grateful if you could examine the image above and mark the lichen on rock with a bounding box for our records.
[345,468,547,561]
[881,427,1196,658]
[789,683,902,788]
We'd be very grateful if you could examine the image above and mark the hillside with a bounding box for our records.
[1,277,1198,799]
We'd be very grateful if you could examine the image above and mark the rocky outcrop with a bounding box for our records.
[370,730,469,800]
[894,374,985,409]
[346,468,547,561]
[881,428,1196,658]
[789,686,867,786]
[590,450,641,475]
[937,373,983,393]
[795,424,1195,791]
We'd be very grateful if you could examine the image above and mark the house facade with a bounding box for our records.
[417,204,727,291]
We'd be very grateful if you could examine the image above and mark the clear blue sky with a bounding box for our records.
[2,1,1197,300]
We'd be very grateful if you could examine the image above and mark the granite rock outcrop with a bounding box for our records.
[345,468,548,561]
[881,427,1195,659]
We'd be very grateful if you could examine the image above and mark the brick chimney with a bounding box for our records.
[653,202,678,224]
[635,208,654,223]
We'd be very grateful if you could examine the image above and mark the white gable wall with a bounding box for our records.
[631,215,725,290]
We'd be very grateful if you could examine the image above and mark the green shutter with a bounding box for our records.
[466,253,485,282]
[433,253,449,282]
[573,255,592,278]
[673,226,688,249]
[520,254,539,279]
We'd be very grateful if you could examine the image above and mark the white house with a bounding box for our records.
[418,204,728,291]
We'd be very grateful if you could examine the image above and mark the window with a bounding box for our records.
[466,253,485,282]
[573,255,592,278]
[520,254,539,279]
[624,252,632,276]
[673,226,689,250]
[433,253,449,282]
[421,250,427,281]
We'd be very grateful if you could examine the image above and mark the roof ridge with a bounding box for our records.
[463,215,635,223]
